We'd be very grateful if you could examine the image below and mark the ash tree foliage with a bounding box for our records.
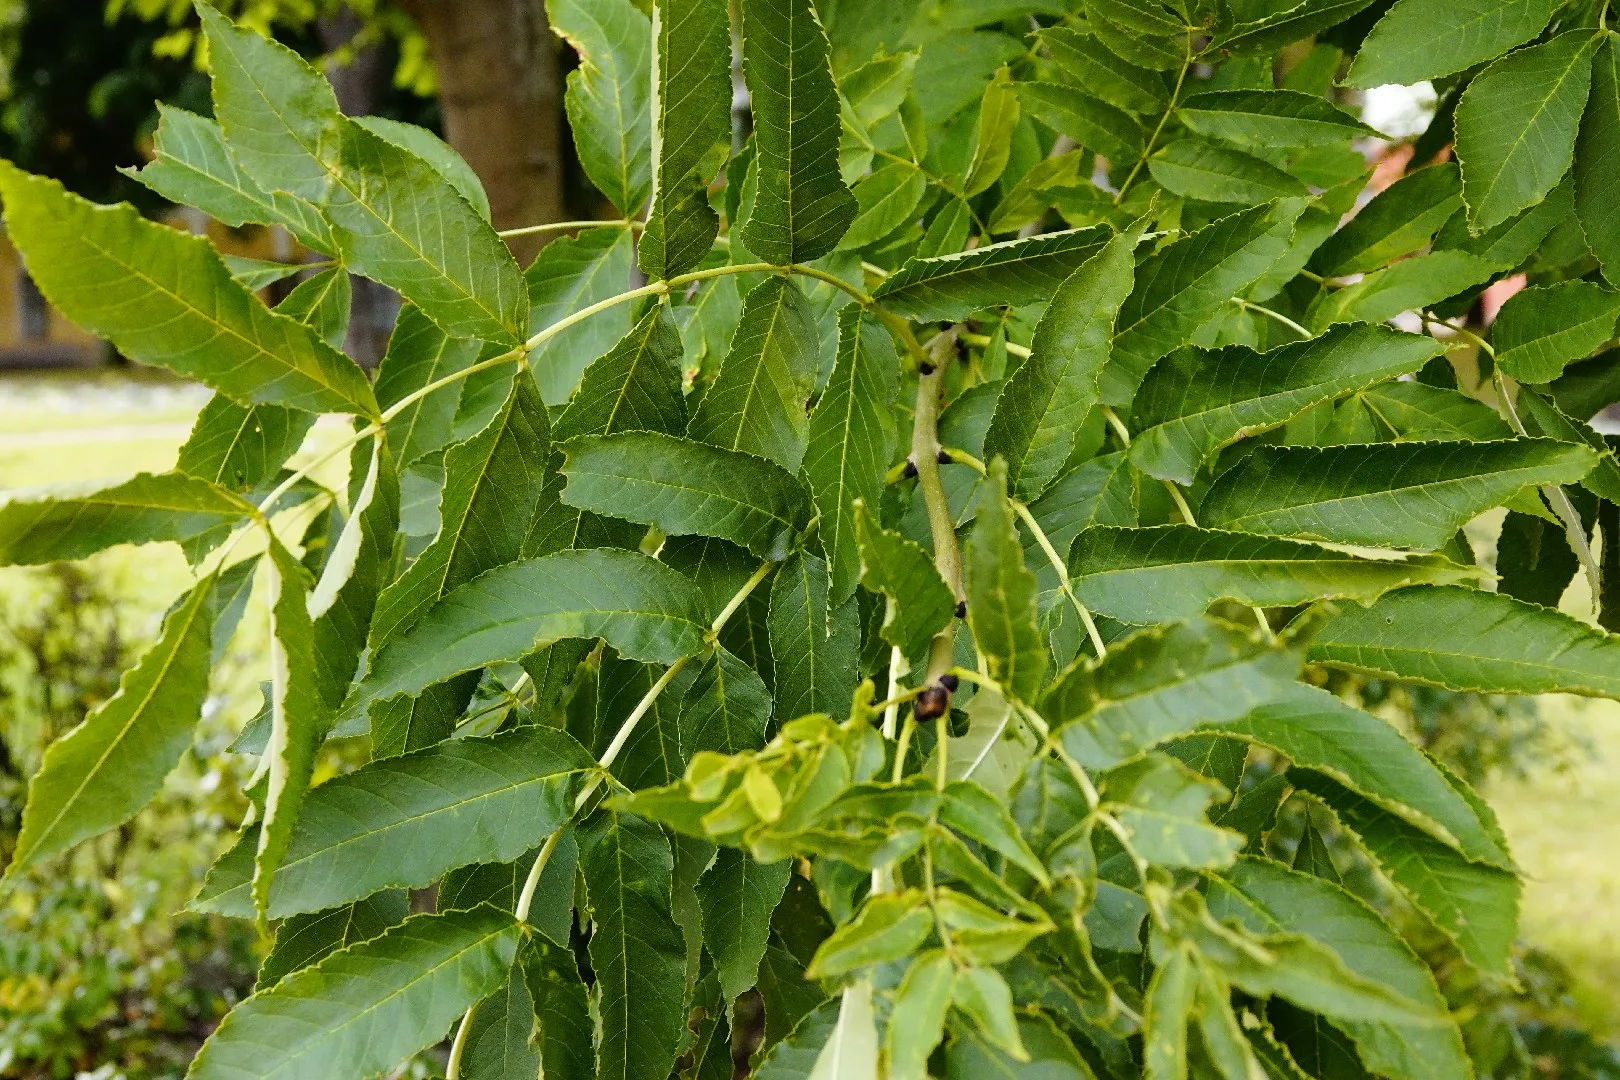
[7,0,1620,1077]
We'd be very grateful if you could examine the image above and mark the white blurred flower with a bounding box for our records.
[1361,82,1439,139]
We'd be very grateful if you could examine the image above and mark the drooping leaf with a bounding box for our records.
[1350,381,1514,442]
[0,472,256,567]
[1200,439,1597,550]
[965,459,1046,702]
[872,226,1109,322]
[518,936,594,1080]
[1454,30,1595,234]
[1177,89,1376,147]
[194,727,594,919]
[528,226,638,403]
[854,502,955,664]
[1144,946,1197,1080]
[1070,525,1476,622]
[770,550,861,720]
[1104,198,1307,406]
[257,891,409,990]
[549,0,653,217]
[688,275,821,471]
[887,952,956,1080]
[1309,583,1620,698]
[984,223,1138,501]
[561,431,811,558]
[1577,36,1620,286]
[579,808,688,1080]
[1346,0,1556,88]
[187,906,521,1080]
[458,961,540,1080]
[1129,324,1445,484]
[699,849,793,1011]
[739,0,858,263]
[6,572,219,878]
[553,303,688,442]
[1433,173,1573,269]
[0,163,377,416]
[1492,282,1620,384]
[1310,163,1463,277]
[963,67,1020,197]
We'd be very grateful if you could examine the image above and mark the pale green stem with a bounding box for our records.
[497,219,635,239]
[445,1001,480,1080]
[912,358,964,689]
[1233,298,1312,340]
[1015,500,1107,659]
[882,644,904,739]
[1114,43,1193,205]
[1101,405,1133,448]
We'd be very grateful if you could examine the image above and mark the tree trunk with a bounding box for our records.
[397,0,566,266]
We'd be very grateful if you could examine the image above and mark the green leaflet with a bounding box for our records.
[1296,771,1520,976]
[1102,754,1243,869]
[257,891,409,990]
[1346,0,1556,88]
[528,226,638,403]
[1021,450,1136,589]
[1068,525,1476,622]
[966,460,1047,702]
[688,275,821,470]
[680,645,773,759]
[1355,381,1513,442]
[193,727,594,919]
[872,226,1109,322]
[1015,82,1144,165]
[1310,163,1463,277]
[338,549,710,724]
[1210,859,1471,1080]
[200,7,529,344]
[274,267,350,350]
[769,550,861,720]
[1144,944,1196,1080]
[1200,439,1597,550]
[1516,388,1620,503]
[128,104,333,252]
[1220,684,1510,868]
[6,571,218,878]
[369,375,553,650]
[1148,139,1310,204]
[1455,30,1595,234]
[1433,174,1572,269]
[187,906,520,1080]
[1492,282,1620,384]
[459,960,540,1080]
[640,0,731,278]
[1104,198,1306,407]
[841,162,929,250]
[580,808,688,1080]
[222,255,308,291]
[962,66,1020,197]
[1128,324,1445,485]
[699,849,793,1011]
[552,303,688,441]
[946,1012,1093,1080]
[739,0,858,263]
[561,431,811,559]
[550,0,653,217]
[374,303,486,467]
[350,115,491,222]
[1177,89,1376,148]
[254,539,330,921]
[1038,27,1168,115]
[0,164,376,416]
[984,223,1138,501]
[1047,618,1301,768]
[1305,250,1498,332]
[1309,583,1620,698]
[888,952,954,1080]
[1210,0,1382,56]
[519,937,594,1080]
[1577,37,1620,286]
[0,472,255,567]
[855,502,955,665]
[806,307,899,610]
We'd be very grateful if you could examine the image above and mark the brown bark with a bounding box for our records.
[396,0,567,265]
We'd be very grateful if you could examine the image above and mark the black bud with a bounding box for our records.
[939,673,960,693]
[954,600,967,619]
[919,360,936,376]
[936,448,952,465]
[902,459,918,479]
[914,685,950,721]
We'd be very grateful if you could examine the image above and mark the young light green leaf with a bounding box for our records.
[257,892,409,990]
[940,780,1048,884]
[1309,583,1620,698]
[855,502,955,664]
[528,225,638,403]
[1070,525,1475,622]
[1346,0,1556,88]
[963,66,1020,197]
[1105,198,1307,406]
[6,571,218,878]
[195,727,594,920]
[770,550,861,720]
[808,890,935,978]
[549,0,652,217]
[840,162,928,250]
[1149,138,1310,204]
[1306,250,1497,332]
[1202,439,1596,549]
[579,807,688,1080]
[809,981,880,1080]
[872,226,1110,322]
[1177,89,1376,148]
[1492,282,1620,384]
[1455,30,1595,234]
[946,1012,1093,1080]
[966,459,1047,702]
[187,906,520,1080]
[984,223,1138,500]
[1310,163,1463,277]
[739,0,859,263]
[888,951,956,1080]
[553,303,687,442]
[699,849,793,1011]
[561,431,811,558]
[0,472,256,567]
[1144,947,1197,1080]
[1294,771,1520,975]
[688,276,821,470]
[340,549,709,724]
[1129,324,1445,484]
[0,164,377,416]
[1048,618,1301,768]
[1104,754,1243,868]
[1577,37,1620,286]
